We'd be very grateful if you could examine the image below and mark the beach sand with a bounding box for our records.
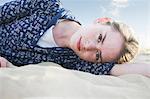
[133,50,150,64]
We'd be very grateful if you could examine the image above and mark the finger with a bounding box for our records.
[0,61,7,68]
[0,58,7,68]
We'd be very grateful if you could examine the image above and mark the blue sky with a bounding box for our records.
[0,0,150,49]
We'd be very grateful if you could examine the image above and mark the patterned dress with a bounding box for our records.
[0,0,115,75]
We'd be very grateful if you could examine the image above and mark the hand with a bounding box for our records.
[0,57,9,68]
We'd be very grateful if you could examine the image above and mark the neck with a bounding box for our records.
[52,20,81,48]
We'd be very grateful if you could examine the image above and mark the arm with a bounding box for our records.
[67,60,115,75]
[110,63,150,77]
[48,48,115,75]
[0,0,61,24]
[2,46,114,75]
[54,49,115,75]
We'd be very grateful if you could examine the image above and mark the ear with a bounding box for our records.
[93,17,112,24]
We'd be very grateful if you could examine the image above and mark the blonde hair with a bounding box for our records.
[111,21,139,64]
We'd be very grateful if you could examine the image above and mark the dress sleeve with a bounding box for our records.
[1,37,114,75]
[61,57,115,75]
[0,0,61,24]
[46,47,115,75]
[48,47,115,75]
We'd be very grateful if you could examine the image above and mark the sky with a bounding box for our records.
[0,0,150,49]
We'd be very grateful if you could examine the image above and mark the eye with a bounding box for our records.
[96,50,102,62]
[97,34,102,43]
[96,50,99,61]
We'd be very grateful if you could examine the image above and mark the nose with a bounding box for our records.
[83,40,96,51]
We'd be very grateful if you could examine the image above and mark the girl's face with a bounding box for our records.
[69,23,124,63]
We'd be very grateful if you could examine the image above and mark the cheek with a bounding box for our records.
[82,31,96,38]
[70,31,81,49]
[81,28,97,38]
[78,51,95,62]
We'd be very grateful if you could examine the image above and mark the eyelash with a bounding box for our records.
[96,51,99,61]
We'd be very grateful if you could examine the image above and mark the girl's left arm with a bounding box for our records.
[74,61,115,75]
[110,63,150,77]
[61,58,115,75]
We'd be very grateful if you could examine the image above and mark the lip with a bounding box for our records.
[77,36,82,51]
